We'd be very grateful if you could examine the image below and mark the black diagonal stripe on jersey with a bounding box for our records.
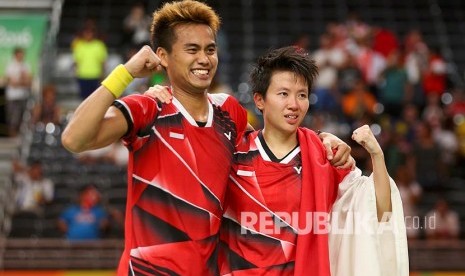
[200,184,223,211]
[235,149,260,165]
[266,262,296,273]
[156,112,183,128]
[131,256,180,276]
[219,240,257,271]
[205,234,220,275]
[222,217,295,267]
[138,184,213,235]
[134,204,191,244]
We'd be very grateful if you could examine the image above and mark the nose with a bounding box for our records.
[197,51,210,65]
[287,95,298,110]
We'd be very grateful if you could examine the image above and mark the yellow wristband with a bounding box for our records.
[101,64,134,98]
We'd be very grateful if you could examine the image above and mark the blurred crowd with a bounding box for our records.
[293,13,465,240]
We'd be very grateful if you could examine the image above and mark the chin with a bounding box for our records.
[281,126,299,135]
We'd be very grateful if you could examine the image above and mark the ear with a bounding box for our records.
[156,47,169,67]
[253,93,265,111]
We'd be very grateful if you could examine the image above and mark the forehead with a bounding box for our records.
[269,71,308,89]
[172,23,216,46]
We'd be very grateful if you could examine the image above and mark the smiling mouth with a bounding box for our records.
[192,69,209,76]
[285,115,298,119]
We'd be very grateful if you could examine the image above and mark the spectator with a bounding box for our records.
[72,21,108,100]
[403,29,429,108]
[424,198,460,240]
[58,184,109,241]
[432,117,459,174]
[372,26,399,59]
[31,83,61,125]
[446,87,465,117]
[408,121,444,192]
[422,47,447,98]
[395,166,422,239]
[122,2,151,47]
[379,50,410,118]
[353,30,386,94]
[398,103,421,144]
[422,93,444,127]
[312,33,346,113]
[381,127,409,176]
[341,79,377,122]
[13,159,54,214]
[5,47,32,137]
[337,53,363,95]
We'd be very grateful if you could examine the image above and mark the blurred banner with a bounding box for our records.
[0,14,48,81]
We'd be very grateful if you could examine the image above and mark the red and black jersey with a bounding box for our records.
[219,131,303,276]
[220,129,351,276]
[113,93,247,276]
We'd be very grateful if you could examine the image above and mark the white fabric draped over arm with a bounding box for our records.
[329,168,409,276]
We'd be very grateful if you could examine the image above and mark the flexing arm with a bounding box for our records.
[62,46,161,153]
[352,125,391,221]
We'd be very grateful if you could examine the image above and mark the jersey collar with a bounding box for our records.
[171,97,214,127]
[254,133,301,164]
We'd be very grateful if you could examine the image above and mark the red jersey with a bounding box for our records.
[219,131,302,276]
[113,93,247,275]
[219,130,350,276]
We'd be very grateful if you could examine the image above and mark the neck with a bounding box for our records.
[172,86,209,122]
[262,128,298,159]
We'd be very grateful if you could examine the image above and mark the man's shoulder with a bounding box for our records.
[209,93,232,107]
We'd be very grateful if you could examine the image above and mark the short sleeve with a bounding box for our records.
[60,207,74,223]
[112,94,160,144]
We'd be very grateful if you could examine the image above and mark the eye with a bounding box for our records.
[206,47,217,55]
[298,93,308,99]
[186,48,197,54]
[278,91,288,97]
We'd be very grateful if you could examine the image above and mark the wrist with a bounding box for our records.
[370,150,384,158]
[122,64,136,78]
[101,64,134,98]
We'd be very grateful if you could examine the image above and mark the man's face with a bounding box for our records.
[159,23,218,95]
[254,71,309,136]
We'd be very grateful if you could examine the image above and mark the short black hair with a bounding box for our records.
[250,46,318,98]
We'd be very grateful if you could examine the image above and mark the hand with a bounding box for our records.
[124,45,162,78]
[144,85,173,103]
[351,125,383,156]
[319,132,355,170]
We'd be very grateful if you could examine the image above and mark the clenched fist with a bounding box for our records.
[124,45,162,78]
[351,125,383,156]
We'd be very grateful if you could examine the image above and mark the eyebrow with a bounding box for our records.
[183,42,217,49]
